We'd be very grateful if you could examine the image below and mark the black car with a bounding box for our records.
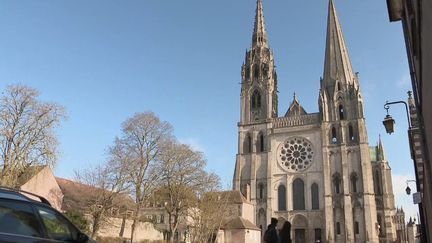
[0,186,95,243]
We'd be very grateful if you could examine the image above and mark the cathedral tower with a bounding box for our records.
[232,1,396,242]
[319,0,380,241]
[240,0,278,123]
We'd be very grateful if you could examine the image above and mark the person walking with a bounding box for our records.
[279,221,292,243]
[263,218,279,243]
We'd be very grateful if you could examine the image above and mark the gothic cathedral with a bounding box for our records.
[232,0,397,242]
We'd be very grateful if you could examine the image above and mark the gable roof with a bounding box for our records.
[219,190,248,204]
[55,177,135,212]
[17,165,48,187]
[222,216,260,230]
[285,94,307,117]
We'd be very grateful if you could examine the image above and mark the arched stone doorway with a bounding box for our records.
[292,214,308,243]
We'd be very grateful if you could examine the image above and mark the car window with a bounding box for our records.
[37,206,76,241]
[0,199,43,237]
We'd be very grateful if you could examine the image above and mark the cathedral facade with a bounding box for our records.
[232,0,397,242]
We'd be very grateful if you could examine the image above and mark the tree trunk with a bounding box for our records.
[130,202,141,243]
[119,216,126,237]
[91,215,100,239]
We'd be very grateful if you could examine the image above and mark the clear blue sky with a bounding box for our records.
[0,0,418,220]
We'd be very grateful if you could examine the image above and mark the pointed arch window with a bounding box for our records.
[254,64,260,79]
[251,90,261,110]
[337,82,341,91]
[333,173,341,194]
[336,222,341,235]
[257,132,265,152]
[331,127,338,143]
[278,185,286,211]
[293,178,305,210]
[257,183,264,199]
[377,214,384,236]
[339,105,345,120]
[348,124,355,142]
[351,173,358,193]
[311,183,319,210]
[244,133,252,154]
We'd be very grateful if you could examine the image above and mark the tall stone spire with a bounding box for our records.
[252,0,268,48]
[322,0,357,88]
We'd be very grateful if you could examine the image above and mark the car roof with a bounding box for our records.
[0,186,52,206]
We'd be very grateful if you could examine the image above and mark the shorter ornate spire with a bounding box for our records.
[252,0,269,48]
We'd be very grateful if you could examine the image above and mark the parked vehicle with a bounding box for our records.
[0,186,95,243]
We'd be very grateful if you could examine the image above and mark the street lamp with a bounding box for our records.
[383,113,395,134]
[406,180,416,195]
[382,92,426,242]
[382,99,411,134]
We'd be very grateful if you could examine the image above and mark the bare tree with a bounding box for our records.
[188,190,231,243]
[155,140,220,242]
[112,112,172,243]
[0,85,66,187]
[74,160,130,238]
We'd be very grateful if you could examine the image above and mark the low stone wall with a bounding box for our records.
[92,217,164,242]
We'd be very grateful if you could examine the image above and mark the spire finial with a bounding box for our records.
[378,134,386,161]
[323,0,357,87]
[252,0,268,48]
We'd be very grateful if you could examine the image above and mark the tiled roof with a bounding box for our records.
[222,216,260,230]
[219,190,248,204]
[55,177,135,212]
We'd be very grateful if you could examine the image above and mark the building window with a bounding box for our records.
[160,214,164,224]
[351,173,358,193]
[278,185,286,211]
[331,127,338,143]
[337,82,341,91]
[257,132,265,152]
[355,221,359,235]
[349,125,355,141]
[339,105,345,120]
[293,178,305,210]
[254,64,260,79]
[258,183,264,199]
[244,133,252,153]
[333,173,341,194]
[336,222,341,235]
[311,183,319,210]
[315,228,322,242]
[377,214,384,236]
[251,90,261,109]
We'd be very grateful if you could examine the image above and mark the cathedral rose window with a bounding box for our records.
[277,137,314,172]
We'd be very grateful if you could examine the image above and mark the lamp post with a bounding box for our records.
[405,180,416,195]
[382,94,426,242]
[383,100,411,134]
